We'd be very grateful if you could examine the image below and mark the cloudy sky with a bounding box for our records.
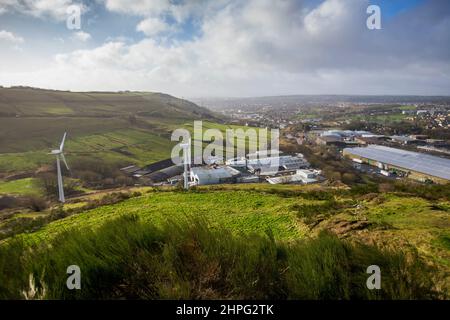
[0,0,449,97]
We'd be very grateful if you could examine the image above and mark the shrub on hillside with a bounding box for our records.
[293,200,342,226]
[0,195,48,211]
[392,182,450,200]
[35,173,81,199]
[24,196,48,212]
[0,196,19,210]
[69,157,134,189]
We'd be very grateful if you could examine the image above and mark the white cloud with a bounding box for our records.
[1,0,450,97]
[102,0,170,16]
[72,31,91,42]
[0,0,83,20]
[0,30,24,44]
[102,0,225,23]
[136,17,170,36]
[55,42,126,69]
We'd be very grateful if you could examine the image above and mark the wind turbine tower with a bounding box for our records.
[180,138,191,190]
[50,132,69,203]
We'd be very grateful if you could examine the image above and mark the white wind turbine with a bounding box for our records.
[50,132,69,203]
[180,138,191,190]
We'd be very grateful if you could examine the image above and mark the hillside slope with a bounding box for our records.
[1,184,447,299]
[0,87,220,174]
[0,87,213,118]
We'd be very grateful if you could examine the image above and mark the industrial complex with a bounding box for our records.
[121,151,321,187]
[343,145,450,184]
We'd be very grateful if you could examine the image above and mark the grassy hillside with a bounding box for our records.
[0,87,226,176]
[0,183,447,299]
[0,87,213,118]
[20,185,449,277]
[0,87,217,155]
[23,187,308,243]
[0,178,41,196]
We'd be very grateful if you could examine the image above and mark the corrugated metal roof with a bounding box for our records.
[390,135,415,142]
[191,166,241,180]
[145,165,184,182]
[344,145,450,180]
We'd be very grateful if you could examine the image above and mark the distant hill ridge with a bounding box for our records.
[0,87,215,119]
[0,87,220,154]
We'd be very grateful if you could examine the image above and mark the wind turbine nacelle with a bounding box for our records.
[51,149,62,155]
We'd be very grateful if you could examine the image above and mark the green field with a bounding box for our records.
[346,113,409,124]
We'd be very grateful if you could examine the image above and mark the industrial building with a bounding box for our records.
[266,169,320,185]
[143,165,184,183]
[225,152,310,176]
[190,166,242,185]
[227,154,307,174]
[120,158,180,178]
[389,135,425,146]
[321,130,373,138]
[343,145,450,184]
[315,130,372,147]
[354,135,387,145]
[316,135,345,146]
[123,150,318,187]
[246,155,309,175]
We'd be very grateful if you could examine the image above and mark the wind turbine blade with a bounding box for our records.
[60,153,70,171]
[59,132,67,152]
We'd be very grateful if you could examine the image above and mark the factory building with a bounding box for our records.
[225,153,310,176]
[315,130,372,147]
[246,155,309,175]
[190,166,242,186]
[389,135,425,146]
[343,145,450,184]
[121,158,180,178]
[266,169,320,185]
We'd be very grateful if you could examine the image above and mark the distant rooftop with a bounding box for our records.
[344,145,450,180]
[390,135,416,142]
[322,130,372,138]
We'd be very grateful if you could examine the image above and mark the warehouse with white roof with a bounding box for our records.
[190,166,241,185]
[343,145,450,184]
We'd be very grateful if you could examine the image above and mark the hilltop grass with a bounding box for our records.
[23,188,312,244]
[0,215,438,300]
[0,183,448,298]
[362,195,450,267]
[303,190,450,294]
